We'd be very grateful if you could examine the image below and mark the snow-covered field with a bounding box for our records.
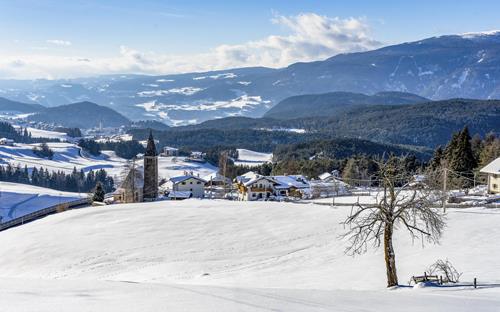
[0,143,217,184]
[0,181,86,222]
[0,142,128,180]
[13,126,70,140]
[233,148,273,167]
[0,200,498,311]
[158,156,217,180]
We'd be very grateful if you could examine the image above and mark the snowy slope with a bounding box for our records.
[0,142,128,180]
[233,148,273,167]
[0,181,86,222]
[158,156,217,180]
[0,200,498,310]
[13,126,70,140]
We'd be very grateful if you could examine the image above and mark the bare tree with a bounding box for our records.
[342,156,446,287]
[428,259,462,283]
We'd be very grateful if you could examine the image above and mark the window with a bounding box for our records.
[494,184,498,189]
[197,181,201,184]
[252,193,256,197]
[190,181,193,184]
[182,182,186,185]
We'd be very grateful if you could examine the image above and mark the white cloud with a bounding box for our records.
[0,13,381,79]
[46,39,72,46]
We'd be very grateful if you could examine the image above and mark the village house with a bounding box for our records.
[0,138,15,146]
[161,146,179,157]
[480,157,500,194]
[167,172,207,199]
[235,172,279,201]
[272,175,310,198]
[186,151,205,163]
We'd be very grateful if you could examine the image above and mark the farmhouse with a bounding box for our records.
[161,146,179,157]
[272,175,310,198]
[0,138,14,146]
[235,172,278,201]
[168,173,207,198]
[480,157,500,194]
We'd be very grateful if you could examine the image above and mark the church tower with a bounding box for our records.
[143,130,158,201]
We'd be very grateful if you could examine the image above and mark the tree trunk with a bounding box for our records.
[384,223,398,287]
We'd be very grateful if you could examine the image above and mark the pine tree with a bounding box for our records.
[429,146,444,171]
[92,182,105,202]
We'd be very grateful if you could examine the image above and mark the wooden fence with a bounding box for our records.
[0,198,91,231]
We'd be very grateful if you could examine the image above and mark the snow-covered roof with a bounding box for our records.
[170,175,207,184]
[318,172,332,180]
[163,146,178,151]
[272,175,310,190]
[480,157,500,174]
[243,176,277,187]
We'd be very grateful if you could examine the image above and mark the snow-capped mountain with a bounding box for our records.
[1,32,500,126]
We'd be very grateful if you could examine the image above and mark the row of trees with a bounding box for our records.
[0,164,114,193]
[429,128,499,188]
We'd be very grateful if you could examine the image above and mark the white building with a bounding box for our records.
[272,175,310,198]
[0,138,14,146]
[480,157,500,194]
[168,173,207,198]
[161,146,179,157]
[235,172,278,201]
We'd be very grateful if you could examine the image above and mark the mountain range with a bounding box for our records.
[1,31,500,125]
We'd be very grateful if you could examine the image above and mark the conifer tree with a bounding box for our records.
[92,182,105,202]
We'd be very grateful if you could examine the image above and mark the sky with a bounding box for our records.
[0,0,499,79]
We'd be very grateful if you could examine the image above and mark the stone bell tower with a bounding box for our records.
[143,130,158,201]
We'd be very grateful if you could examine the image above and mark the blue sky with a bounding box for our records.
[1,0,499,78]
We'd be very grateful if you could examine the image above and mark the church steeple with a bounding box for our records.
[145,130,157,156]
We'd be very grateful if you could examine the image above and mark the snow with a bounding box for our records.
[158,156,217,181]
[0,181,86,222]
[137,87,204,97]
[0,200,499,310]
[480,157,500,174]
[233,148,272,167]
[13,126,70,140]
[0,142,128,180]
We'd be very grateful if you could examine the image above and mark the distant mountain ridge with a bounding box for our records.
[0,97,45,113]
[27,101,131,129]
[1,31,500,125]
[264,91,429,119]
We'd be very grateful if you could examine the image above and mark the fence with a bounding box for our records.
[0,198,91,231]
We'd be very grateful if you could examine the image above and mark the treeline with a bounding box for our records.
[78,139,145,159]
[0,164,114,193]
[98,140,145,159]
[428,127,499,188]
[0,122,58,144]
[54,127,82,138]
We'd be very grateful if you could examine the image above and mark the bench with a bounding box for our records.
[411,273,442,285]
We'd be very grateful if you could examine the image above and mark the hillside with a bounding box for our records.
[0,200,498,311]
[273,138,430,161]
[28,101,131,128]
[264,91,429,119]
[0,97,45,113]
[172,98,500,148]
[1,32,500,125]
[0,181,85,222]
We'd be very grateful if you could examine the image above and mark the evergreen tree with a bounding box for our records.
[429,146,444,171]
[92,182,105,202]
